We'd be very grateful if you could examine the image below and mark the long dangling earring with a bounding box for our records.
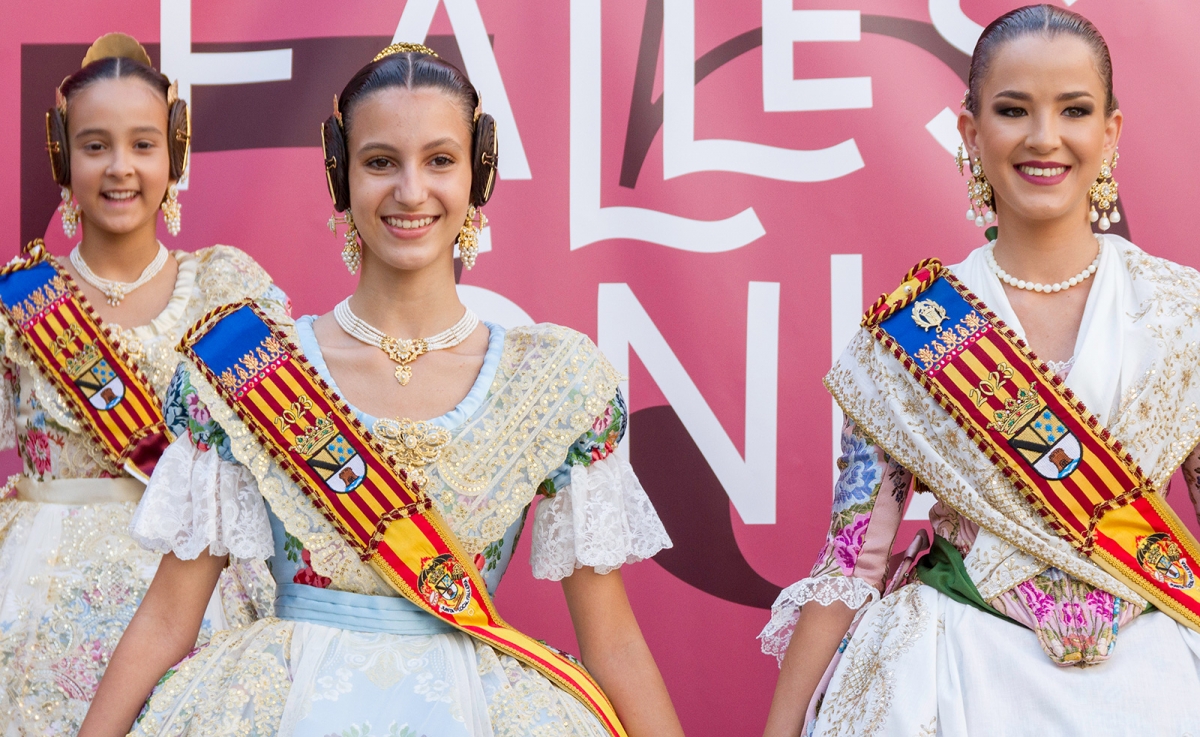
[456,206,486,270]
[1089,149,1120,231]
[329,210,361,274]
[59,187,81,238]
[161,183,182,236]
[957,145,995,228]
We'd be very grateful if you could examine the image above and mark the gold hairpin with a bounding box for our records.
[332,94,343,126]
[374,42,438,62]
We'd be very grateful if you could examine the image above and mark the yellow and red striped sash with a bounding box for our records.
[864,259,1200,633]
[181,301,627,737]
[0,242,166,480]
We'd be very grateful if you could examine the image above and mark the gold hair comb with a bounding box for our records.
[374,42,439,62]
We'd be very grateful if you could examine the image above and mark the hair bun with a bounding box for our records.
[81,33,153,69]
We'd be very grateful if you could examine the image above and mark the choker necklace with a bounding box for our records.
[986,235,1102,294]
[70,243,169,306]
[334,298,479,386]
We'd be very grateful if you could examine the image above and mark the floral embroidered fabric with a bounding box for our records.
[0,246,283,735]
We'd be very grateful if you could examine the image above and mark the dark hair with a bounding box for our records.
[320,50,498,213]
[47,55,190,187]
[965,4,1117,116]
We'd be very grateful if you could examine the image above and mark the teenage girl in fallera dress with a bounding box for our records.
[761,6,1200,737]
[0,34,284,735]
[81,44,684,737]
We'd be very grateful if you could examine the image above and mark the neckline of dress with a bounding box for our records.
[67,250,198,338]
[294,314,506,430]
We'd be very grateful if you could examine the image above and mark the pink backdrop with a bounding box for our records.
[5,1,1200,734]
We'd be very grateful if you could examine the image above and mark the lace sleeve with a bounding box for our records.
[758,577,880,666]
[530,453,672,580]
[129,434,274,560]
[758,418,908,664]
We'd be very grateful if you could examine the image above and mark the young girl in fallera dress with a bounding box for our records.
[0,34,284,734]
[761,6,1200,736]
[81,44,683,737]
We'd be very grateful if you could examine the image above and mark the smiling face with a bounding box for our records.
[67,76,172,238]
[959,34,1122,228]
[345,86,474,274]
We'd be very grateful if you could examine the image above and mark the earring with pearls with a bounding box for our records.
[1089,149,1121,231]
[957,145,995,229]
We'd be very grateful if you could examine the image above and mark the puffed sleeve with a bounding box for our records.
[759,417,910,664]
[129,364,273,560]
[530,391,672,580]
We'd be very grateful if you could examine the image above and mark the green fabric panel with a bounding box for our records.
[915,534,1018,625]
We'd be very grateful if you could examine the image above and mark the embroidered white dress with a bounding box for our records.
[127,317,671,737]
[763,236,1200,736]
[0,247,285,736]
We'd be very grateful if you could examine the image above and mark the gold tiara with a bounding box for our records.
[374,42,438,62]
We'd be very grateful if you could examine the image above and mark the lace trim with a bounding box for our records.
[180,313,391,596]
[129,434,274,560]
[529,454,671,580]
[430,325,624,555]
[758,576,880,666]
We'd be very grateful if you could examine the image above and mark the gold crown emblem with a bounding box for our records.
[289,415,339,458]
[987,382,1043,436]
[65,343,100,380]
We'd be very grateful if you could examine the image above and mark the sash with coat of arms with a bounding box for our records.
[861,259,1200,634]
[0,241,166,480]
[180,300,628,737]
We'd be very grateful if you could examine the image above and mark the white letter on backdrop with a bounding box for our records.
[928,0,983,56]
[761,6,872,113]
[570,0,765,252]
[829,254,861,486]
[598,282,779,524]
[395,0,531,179]
[160,0,293,188]
[661,0,866,182]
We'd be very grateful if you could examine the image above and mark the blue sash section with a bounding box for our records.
[190,304,274,383]
[0,260,56,308]
[274,583,456,636]
[880,278,973,351]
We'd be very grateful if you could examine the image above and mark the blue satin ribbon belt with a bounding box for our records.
[273,583,456,635]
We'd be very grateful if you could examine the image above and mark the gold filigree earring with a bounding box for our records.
[59,187,81,238]
[329,210,361,274]
[456,205,486,270]
[161,183,182,236]
[957,145,995,228]
[1089,149,1120,231]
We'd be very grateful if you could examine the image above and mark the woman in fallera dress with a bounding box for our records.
[760,6,1200,736]
[80,43,683,737]
[0,33,283,734]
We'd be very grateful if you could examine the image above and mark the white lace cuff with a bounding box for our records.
[130,435,274,560]
[758,576,880,666]
[530,454,672,580]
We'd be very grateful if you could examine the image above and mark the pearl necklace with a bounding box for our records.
[333,298,479,386]
[986,236,1102,294]
[70,243,169,306]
